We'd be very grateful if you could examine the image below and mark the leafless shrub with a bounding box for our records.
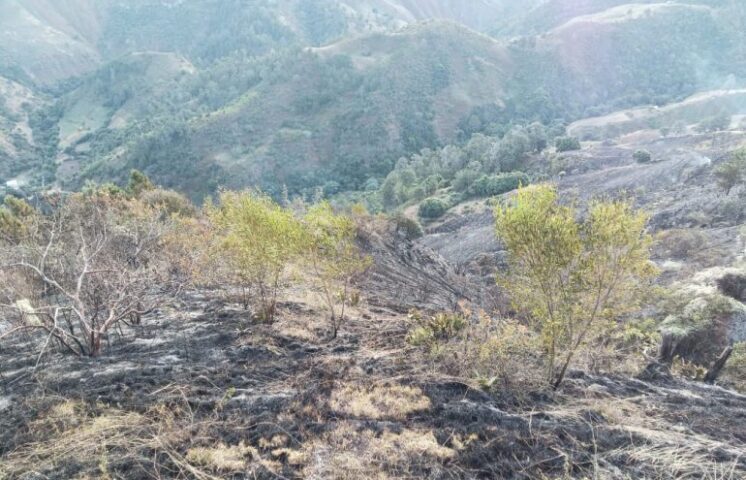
[0,190,176,356]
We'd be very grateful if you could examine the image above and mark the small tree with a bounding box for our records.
[0,196,35,243]
[494,185,657,388]
[303,202,372,338]
[469,172,530,198]
[714,148,746,195]
[206,191,302,321]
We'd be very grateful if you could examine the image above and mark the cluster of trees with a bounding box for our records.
[376,123,567,217]
[378,123,557,210]
[200,191,371,331]
[0,172,371,357]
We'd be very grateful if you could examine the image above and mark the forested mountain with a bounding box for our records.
[1,0,744,199]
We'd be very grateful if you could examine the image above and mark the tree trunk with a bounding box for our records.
[90,331,102,357]
[658,332,677,364]
[703,346,734,384]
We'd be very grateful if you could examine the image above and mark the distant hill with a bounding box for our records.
[73,22,513,198]
[0,0,528,88]
[1,1,745,199]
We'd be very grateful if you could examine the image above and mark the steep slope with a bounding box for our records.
[2,277,746,479]
[3,1,745,201]
[50,3,745,198]
[347,0,542,33]
[568,89,746,140]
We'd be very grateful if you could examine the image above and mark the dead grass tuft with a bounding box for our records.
[329,384,431,420]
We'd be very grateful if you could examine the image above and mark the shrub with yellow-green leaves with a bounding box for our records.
[494,184,658,388]
[206,190,305,321]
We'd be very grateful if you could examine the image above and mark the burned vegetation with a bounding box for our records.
[1,170,746,479]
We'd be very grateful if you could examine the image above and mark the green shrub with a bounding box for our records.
[469,172,530,197]
[555,136,581,152]
[418,198,448,219]
[714,148,746,194]
[393,214,424,240]
[633,149,652,164]
[722,342,746,392]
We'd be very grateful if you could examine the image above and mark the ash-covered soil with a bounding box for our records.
[2,287,745,479]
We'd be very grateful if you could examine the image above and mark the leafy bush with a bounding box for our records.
[495,184,657,388]
[555,136,581,152]
[452,169,480,193]
[206,191,304,321]
[127,169,155,196]
[302,202,372,338]
[714,148,746,194]
[660,293,743,365]
[722,342,746,392]
[418,198,448,219]
[633,149,652,164]
[469,172,530,197]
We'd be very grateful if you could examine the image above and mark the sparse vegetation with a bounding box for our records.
[3,4,746,479]
[303,202,372,338]
[0,185,177,357]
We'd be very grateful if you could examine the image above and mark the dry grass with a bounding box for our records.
[299,422,455,479]
[544,392,746,480]
[329,384,431,420]
[610,442,743,480]
[186,443,257,472]
[0,399,246,480]
[0,400,153,478]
